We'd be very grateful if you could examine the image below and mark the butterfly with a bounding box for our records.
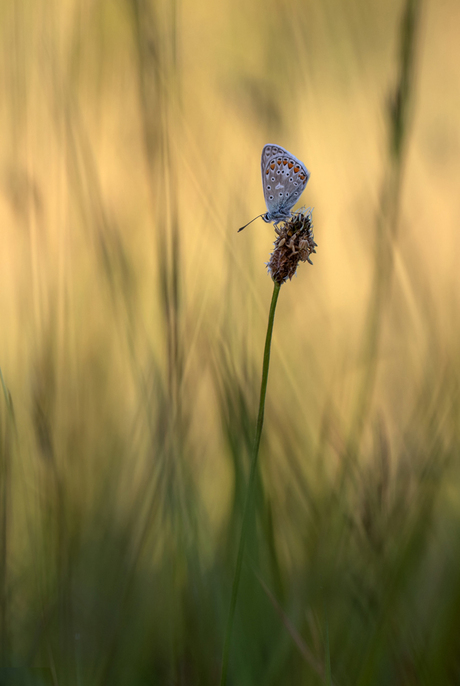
[238,144,310,232]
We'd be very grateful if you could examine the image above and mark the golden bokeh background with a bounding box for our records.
[0,0,460,682]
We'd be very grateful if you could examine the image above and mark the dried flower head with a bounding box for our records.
[267,209,316,284]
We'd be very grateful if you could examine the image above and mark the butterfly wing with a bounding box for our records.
[261,144,310,220]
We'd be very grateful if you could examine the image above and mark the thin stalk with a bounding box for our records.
[325,613,332,686]
[220,280,282,686]
[0,368,15,663]
[347,0,423,456]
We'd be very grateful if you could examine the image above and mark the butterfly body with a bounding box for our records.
[261,144,310,225]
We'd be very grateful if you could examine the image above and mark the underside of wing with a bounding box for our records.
[261,145,310,216]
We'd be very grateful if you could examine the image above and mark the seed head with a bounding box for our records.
[267,209,316,284]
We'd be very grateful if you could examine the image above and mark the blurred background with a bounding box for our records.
[1,0,460,683]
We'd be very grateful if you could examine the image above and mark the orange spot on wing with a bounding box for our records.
[266,169,269,174]
[288,162,293,169]
[277,159,282,165]
[283,159,287,165]
[270,163,275,170]
[299,174,305,180]
[294,166,300,173]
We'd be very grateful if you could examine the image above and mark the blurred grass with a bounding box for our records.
[1,0,460,684]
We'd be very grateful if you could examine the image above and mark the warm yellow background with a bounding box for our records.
[0,2,459,676]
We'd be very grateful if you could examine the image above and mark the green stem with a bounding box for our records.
[346,0,422,457]
[220,280,281,686]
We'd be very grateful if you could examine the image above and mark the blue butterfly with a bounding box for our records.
[238,145,310,232]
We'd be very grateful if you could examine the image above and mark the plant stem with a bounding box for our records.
[346,0,423,456]
[0,368,14,662]
[220,280,282,686]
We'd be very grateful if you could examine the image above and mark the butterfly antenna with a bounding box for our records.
[237,214,264,233]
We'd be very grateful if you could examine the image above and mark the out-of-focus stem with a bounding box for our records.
[347,0,423,456]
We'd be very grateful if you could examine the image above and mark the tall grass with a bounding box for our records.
[0,0,460,685]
